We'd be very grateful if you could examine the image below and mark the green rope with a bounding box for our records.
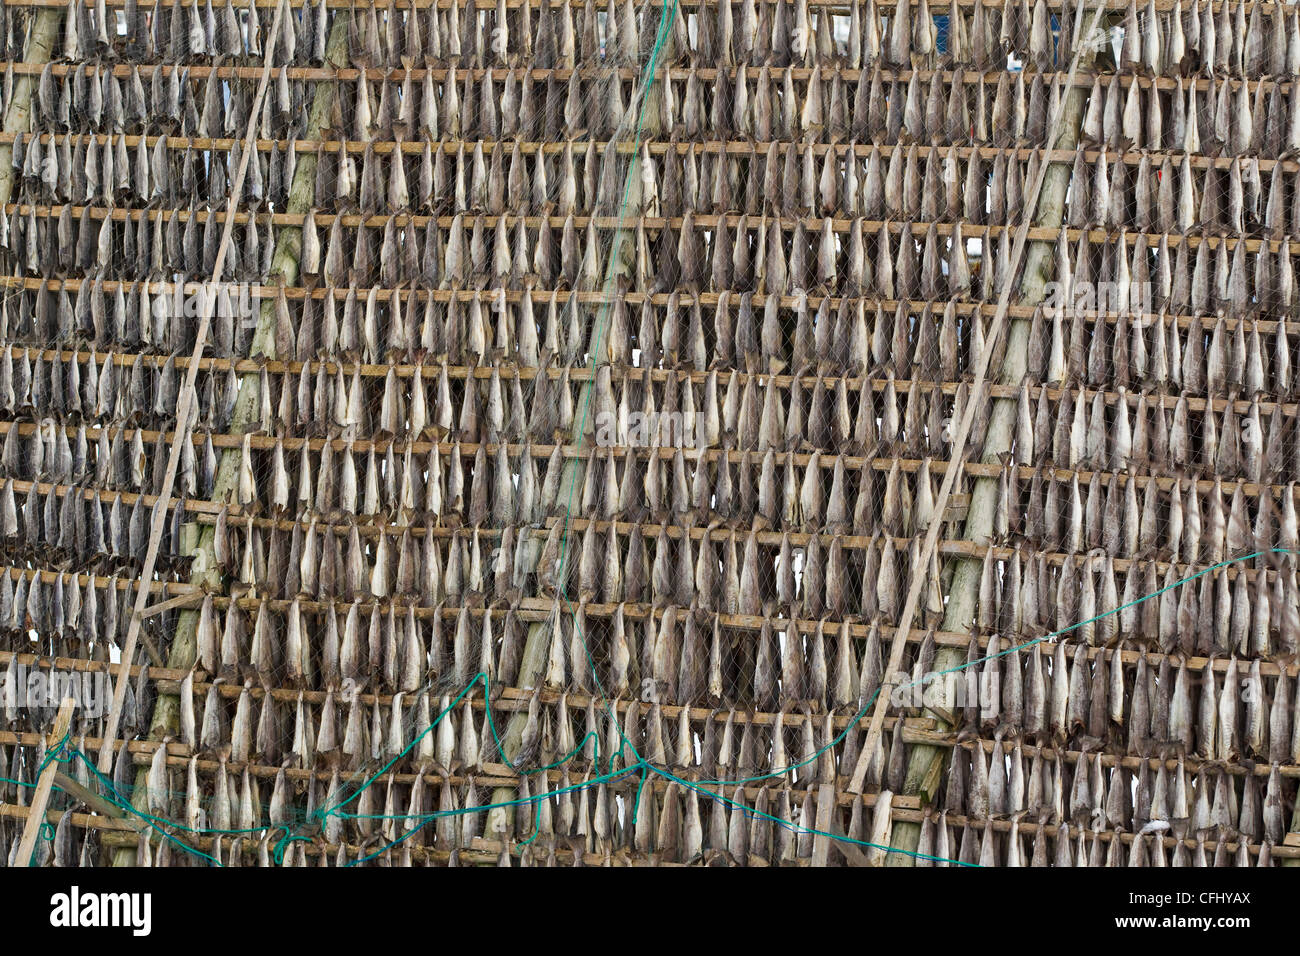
[689,546,1297,791]
[548,0,683,770]
[2,548,1294,866]
[0,0,1287,867]
[36,731,72,773]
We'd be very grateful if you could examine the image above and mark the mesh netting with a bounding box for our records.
[0,0,1296,868]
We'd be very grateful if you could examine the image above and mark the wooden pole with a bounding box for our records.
[95,0,293,778]
[54,770,150,836]
[0,8,62,207]
[484,346,590,840]
[882,21,1103,865]
[108,8,352,866]
[15,697,75,866]
[482,65,657,842]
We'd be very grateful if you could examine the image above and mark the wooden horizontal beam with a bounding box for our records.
[0,61,1292,94]
[8,201,1300,256]
[6,574,1300,688]
[6,346,1298,418]
[3,417,1296,500]
[7,133,1300,178]
[4,780,1291,863]
[4,274,1300,336]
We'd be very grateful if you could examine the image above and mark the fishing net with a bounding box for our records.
[0,0,1295,869]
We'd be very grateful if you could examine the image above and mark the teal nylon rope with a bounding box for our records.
[688,546,1300,790]
[326,546,1300,865]
[4,547,1294,866]
[548,0,684,770]
[2,0,1288,867]
[333,0,691,865]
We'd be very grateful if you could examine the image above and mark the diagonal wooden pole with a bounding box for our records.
[54,769,149,835]
[110,10,352,866]
[15,696,75,866]
[882,23,1112,862]
[95,0,291,775]
[849,0,1112,799]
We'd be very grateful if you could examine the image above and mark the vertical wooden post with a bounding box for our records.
[485,392,590,841]
[483,54,652,843]
[0,8,62,207]
[810,783,836,866]
[15,697,75,867]
[884,21,1101,864]
[110,12,353,866]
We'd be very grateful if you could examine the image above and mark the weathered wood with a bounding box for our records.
[14,697,75,866]
[1,0,1297,869]
[883,4,1105,864]
[0,8,61,207]
[106,7,352,866]
[811,782,836,866]
[52,771,150,836]
[135,591,206,620]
